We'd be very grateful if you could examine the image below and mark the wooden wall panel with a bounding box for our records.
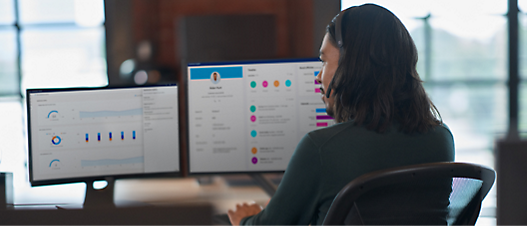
[129,0,314,78]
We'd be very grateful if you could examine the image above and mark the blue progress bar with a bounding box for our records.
[81,156,144,167]
[314,71,320,77]
[316,108,326,113]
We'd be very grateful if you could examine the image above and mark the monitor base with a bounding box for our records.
[83,177,116,209]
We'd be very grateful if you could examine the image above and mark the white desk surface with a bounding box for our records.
[115,176,271,213]
[13,175,270,215]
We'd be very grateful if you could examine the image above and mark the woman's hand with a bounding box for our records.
[227,202,263,225]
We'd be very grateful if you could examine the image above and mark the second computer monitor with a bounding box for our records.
[27,84,180,186]
[188,59,334,174]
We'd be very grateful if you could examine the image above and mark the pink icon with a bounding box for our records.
[250,115,257,122]
[262,81,268,88]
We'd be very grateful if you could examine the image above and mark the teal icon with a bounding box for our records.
[250,81,257,88]
[251,130,257,137]
[285,80,292,87]
[250,105,256,112]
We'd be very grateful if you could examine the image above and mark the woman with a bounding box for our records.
[228,4,454,225]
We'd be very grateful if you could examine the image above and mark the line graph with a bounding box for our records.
[81,156,144,167]
[79,108,142,118]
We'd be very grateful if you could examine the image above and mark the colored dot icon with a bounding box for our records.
[274,80,280,87]
[262,80,268,88]
[250,115,257,122]
[251,147,258,154]
[285,80,292,87]
[251,157,258,164]
[251,130,257,137]
[250,105,256,112]
[250,81,257,88]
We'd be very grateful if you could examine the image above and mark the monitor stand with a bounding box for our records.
[83,177,116,209]
[249,174,277,197]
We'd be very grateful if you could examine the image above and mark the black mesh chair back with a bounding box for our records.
[322,162,495,225]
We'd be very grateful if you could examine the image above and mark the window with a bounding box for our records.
[341,0,507,169]
[0,0,18,95]
[0,0,107,97]
[518,0,527,132]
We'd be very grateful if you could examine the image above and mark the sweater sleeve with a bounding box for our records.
[240,134,323,225]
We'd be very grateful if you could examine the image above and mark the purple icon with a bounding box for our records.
[251,157,258,164]
[262,80,268,88]
[250,115,256,122]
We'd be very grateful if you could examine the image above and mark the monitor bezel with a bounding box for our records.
[26,84,182,186]
[185,58,321,175]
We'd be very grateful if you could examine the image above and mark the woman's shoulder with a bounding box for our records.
[430,122,455,141]
[304,121,367,146]
[302,120,454,147]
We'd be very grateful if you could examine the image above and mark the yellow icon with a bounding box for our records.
[251,147,258,154]
[274,80,280,87]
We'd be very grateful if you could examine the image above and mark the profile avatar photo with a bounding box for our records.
[210,72,221,84]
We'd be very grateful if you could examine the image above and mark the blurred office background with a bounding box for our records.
[0,0,525,224]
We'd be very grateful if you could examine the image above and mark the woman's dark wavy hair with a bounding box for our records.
[327,3,441,133]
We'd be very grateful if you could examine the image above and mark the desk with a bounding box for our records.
[114,176,271,214]
[13,176,271,214]
[5,176,270,224]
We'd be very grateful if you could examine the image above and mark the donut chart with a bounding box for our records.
[51,136,62,145]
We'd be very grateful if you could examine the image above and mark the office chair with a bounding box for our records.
[322,162,495,225]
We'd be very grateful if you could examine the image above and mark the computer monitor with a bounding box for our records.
[26,84,180,207]
[187,58,334,175]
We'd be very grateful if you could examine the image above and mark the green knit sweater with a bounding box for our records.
[240,121,455,225]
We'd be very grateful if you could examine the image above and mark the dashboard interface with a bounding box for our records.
[27,85,179,183]
[187,59,335,173]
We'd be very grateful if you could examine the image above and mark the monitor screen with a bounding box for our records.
[27,84,180,186]
[187,58,334,174]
